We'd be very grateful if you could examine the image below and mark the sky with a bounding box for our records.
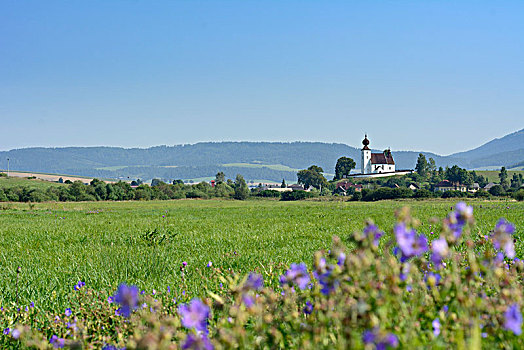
[1,1,523,155]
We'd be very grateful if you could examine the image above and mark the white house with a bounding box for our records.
[361,135,395,174]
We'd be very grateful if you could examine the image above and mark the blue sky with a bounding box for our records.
[1,1,523,155]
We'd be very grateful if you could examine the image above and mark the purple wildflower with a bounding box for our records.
[432,319,441,336]
[242,294,255,308]
[492,219,516,258]
[280,263,310,290]
[445,202,473,239]
[64,308,72,317]
[207,261,212,267]
[244,273,264,291]
[363,329,398,348]
[303,301,314,315]
[11,329,20,339]
[315,268,339,295]
[3,328,9,335]
[30,302,34,308]
[182,333,214,350]
[73,281,85,291]
[337,252,346,266]
[362,330,375,344]
[178,298,210,333]
[504,304,522,335]
[394,223,428,259]
[399,263,410,281]
[113,284,139,318]
[431,238,449,266]
[364,223,384,246]
[496,218,515,235]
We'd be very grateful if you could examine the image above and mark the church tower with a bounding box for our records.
[361,134,371,174]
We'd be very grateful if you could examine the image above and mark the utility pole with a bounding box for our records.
[6,158,9,177]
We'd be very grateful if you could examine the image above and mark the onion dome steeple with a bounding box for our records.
[362,134,370,150]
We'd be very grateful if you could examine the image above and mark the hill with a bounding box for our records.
[0,128,522,182]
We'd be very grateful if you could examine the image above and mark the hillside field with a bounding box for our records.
[475,170,524,183]
[0,199,522,314]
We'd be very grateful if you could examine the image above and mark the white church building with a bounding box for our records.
[348,135,412,178]
[361,134,395,174]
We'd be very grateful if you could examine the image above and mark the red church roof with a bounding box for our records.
[370,152,395,165]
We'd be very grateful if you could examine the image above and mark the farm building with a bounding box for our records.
[433,180,467,192]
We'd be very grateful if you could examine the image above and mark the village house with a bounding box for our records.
[408,183,420,191]
[335,181,363,195]
[483,182,496,191]
[433,180,467,192]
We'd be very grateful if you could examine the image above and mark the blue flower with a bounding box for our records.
[432,319,441,336]
[178,298,210,333]
[3,328,9,335]
[244,273,264,291]
[303,301,314,315]
[430,238,449,267]
[64,308,72,317]
[242,294,255,308]
[73,281,85,291]
[504,304,522,335]
[314,268,339,295]
[363,329,398,348]
[394,223,428,259]
[280,263,310,290]
[363,223,384,246]
[182,333,214,350]
[113,284,139,318]
[492,219,516,259]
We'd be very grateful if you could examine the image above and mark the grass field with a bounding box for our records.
[0,176,65,190]
[0,198,522,313]
[475,170,524,183]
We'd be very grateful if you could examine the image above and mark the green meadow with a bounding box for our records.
[0,199,522,312]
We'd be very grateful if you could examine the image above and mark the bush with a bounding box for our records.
[513,189,524,201]
[413,189,433,198]
[441,190,467,198]
[475,189,490,198]
[256,190,282,198]
[281,190,314,201]
[350,191,362,201]
[489,185,506,196]
[186,190,208,199]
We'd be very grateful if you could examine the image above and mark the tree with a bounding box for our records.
[216,172,226,184]
[489,184,505,196]
[234,174,249,200]
[308,165,324,174]
[297,166,328,190]
[151,178,164,187]
[415,154,429,178]
[281,179,287,188]
[334,157,356,180]
[58,177,64,184]
[499,167,509,190]
[428,158,437,173]
[510,173,522,189]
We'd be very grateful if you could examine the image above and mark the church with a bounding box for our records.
[360,135,395,174]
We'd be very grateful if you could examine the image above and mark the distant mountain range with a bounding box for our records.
[1,128,523,182]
